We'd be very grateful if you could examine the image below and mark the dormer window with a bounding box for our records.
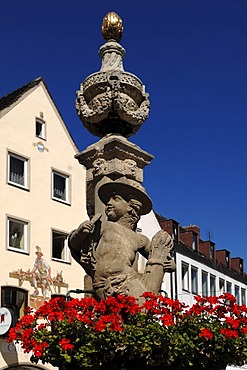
[36,118,46,139]
[210,244,214,259]
[225,252,230,268]
[172,222,179,243]
[192,233,198,251]
[239,259,244,274]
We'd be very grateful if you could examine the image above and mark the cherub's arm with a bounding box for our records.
[68,213,102,258]
[69,220,94,251]
[138,234,151,260]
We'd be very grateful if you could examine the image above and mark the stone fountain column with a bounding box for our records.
[70,12,175,300]
[75,12,152,218]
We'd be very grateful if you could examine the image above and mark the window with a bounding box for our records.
[239,259,244,274]
[210,244,215,259]
[192,233,198,251]
[202,271,208,297]
[210,274,216,296]
[8,152,28,189]
[235,285,240,304]
[182,262,189,291]
[52,231,70,262]
[7,217,28,253]
[219,278,225,294]
[36,118,46,139]
[241,288,246,305]
[226,281,232,294]
[172,222,179,243]
[52,171,70,203]
[191,266,198,294]
[225,251,230,268]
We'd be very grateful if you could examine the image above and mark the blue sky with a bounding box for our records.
[1,1,247,264]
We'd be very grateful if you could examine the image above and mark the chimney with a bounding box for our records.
[183,225,200,238]
[199,240,215,260]
[216,249,231,268]
[230,257,244,274]
[159,219,180,244]
[180,229,199,251]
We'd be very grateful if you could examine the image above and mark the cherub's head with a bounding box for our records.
[98,180,152,229]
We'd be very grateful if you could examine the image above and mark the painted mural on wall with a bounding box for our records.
[9,246,68,309]
[30,246,55,299]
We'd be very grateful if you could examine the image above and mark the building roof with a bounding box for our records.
[0,77,79,151]
[0,77,43,111]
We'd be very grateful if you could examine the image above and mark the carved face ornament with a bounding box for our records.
[124,159,137,176]
[93,158,107,175]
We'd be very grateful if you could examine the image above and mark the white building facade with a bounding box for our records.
[0,78,88,370]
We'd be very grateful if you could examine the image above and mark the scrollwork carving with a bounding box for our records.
[75,89,111,124]
[113,91,150,126]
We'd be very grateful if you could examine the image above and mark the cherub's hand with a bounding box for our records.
[163,256,176,272]
[77,220,94,234]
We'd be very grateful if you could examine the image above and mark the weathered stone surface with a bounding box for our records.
[76,133,153,169]
[71,13,176,302]
[75,13,150,138]
[76,134,153,217]
[69,180,175,302]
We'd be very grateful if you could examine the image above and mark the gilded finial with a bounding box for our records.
[102,12,123,43]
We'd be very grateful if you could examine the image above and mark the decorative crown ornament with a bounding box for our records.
[102,12,123,42]
[75,12,150,138]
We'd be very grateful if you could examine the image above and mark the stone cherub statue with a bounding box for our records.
[69,180,175,301]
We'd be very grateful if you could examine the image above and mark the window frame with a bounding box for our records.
[7,216,29,254]
[219,278,225,294]
[35,117,46,140]
[209,244,215,259]
[7,151,29,190]
[172,222,179,243]
[210,274,216,296]
[235,285,240,304]
[51,170,70,204]
[226,281,232,294]
[52,229,71,263]
[241,288,246,305]
[181,262,189,292]
[191,266,198,294]
[192,233,198,251]
[202,270,208,297]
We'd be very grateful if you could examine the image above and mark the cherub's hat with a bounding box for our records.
[98,178,152,215]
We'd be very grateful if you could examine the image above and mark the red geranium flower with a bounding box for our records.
[221,328,239,339]
[199,328,213,340]
[58,338,74,351]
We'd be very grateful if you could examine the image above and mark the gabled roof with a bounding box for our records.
[0,77,43,111]
[0,77,79,151]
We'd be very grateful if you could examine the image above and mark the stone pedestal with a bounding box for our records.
[69,11,176,303]
[76,133,153,217]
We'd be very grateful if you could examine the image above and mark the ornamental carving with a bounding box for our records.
[75,13,150,138]
[87,158,143,183]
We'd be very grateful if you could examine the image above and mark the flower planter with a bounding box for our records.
[8,293,246,370]
[60,366,177,370]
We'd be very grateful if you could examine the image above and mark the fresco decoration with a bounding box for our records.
[9,246,69,304]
